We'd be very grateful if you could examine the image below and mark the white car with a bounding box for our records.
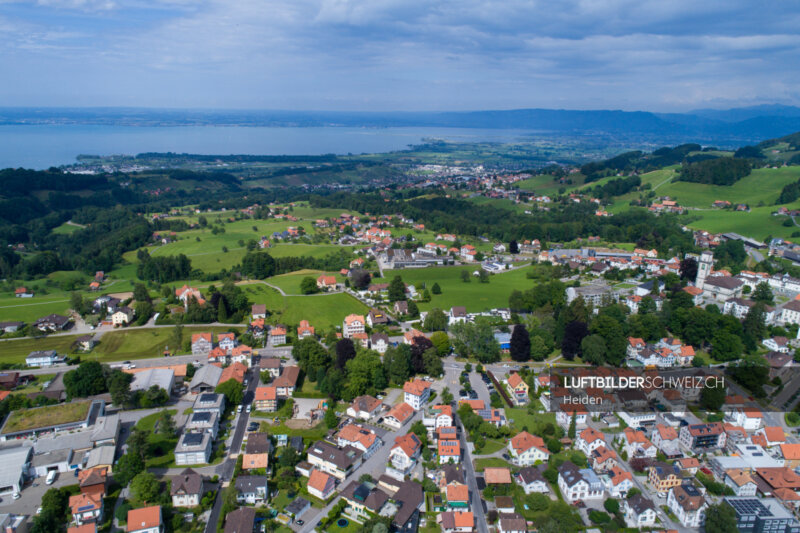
[46,471,57,485]
[237,405,243,413]
[246,405,251,413]
[12,493,20,500]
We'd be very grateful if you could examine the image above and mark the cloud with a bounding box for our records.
[1,0,799,110]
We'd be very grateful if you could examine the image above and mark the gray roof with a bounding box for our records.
[307,440,363,470]
[224,507,255,533]
[91,414,120,443]
[130,368,174,392]
[85,445,116,469]
[171,468,204,495]
[33,431,93,454]
[234,475,268,493]
[31,448,73,467]
[189,365,223,390]
[285,497,311,517]
[176,432,212,452]
[628,494,656,515]
[0,446,31,489]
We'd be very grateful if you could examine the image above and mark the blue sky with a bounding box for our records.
[1,0,799,111]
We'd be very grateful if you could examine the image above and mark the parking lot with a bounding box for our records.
[0,469,78,516]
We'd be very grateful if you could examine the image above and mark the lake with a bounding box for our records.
[0,125,538,169]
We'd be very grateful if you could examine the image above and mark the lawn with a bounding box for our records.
[682,203,800,242]
[475,437,507,455]
[378,264,535,312]
[473,457,511,472]
[0,293,72,323]
[656,166,800,208]
[1,401,91,433]
[135,409,179,469]
[51,222,85,235]
[505,407,557,435]
[0,334,83,364]
[278,293,368,331]
[267,270,345,295]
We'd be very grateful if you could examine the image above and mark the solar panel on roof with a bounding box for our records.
[192,412,211,422]
[183,433,204,446]
[199,393,216,403]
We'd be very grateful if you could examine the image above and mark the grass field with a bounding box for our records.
[378,264,535,312]
[51,222,85,235]
[683,203,800,242]
[0,326,236,364]
[0,294,71,323]
[266,270,344,295]
[279,293,368,331]
[1,401,91,434]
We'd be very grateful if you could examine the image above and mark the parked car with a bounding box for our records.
[12,493,20,500]
[46,471,57,485]
[237,405,243,413]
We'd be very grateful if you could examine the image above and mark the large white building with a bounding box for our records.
[667,484,707,528]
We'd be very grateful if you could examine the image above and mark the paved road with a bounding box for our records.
[204,367,259,533]
[457,407,488,533]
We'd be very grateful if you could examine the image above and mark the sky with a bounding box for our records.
[1,0,799,111]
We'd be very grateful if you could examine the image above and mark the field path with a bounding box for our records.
[652,170,676,191]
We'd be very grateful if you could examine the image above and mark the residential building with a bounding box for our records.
[347,395,383,420]
[171,469,204,508]
[403,379,432,410]
[576,428,606,456]
[193,393,225,416]
[439,511,474,533]
[438,440,461,464]
[306,441,363,481]
[127,506,163,533]
[297,320,315,339]
[191,333,213,356]
[680,422,726,452]
[558,461,604,503]
[223,507,255,533]
[25,350,66,367]
[668,484,708,528]
[366,309,389,328]
[254,387,277,412]
[307,469,336,500]
[273,366,299,397]
[69,492,103,524]
[515,466,548,494]
[508,431,550,466]
[174,433,212,465]
[725,469,758,497]
[497,513,526,533]
[624,494,657,528]
[259,357,281,378]
[268,325,286,346]
[336,424,381,458]
[390,433,422,473]
[111,307,134,326]
[384,402,414,429]
[235,475,268,504]
[622,428,656,458]
[506,372,529,405]
[342,314,366,338]
[648,462,683,495]
[370,333,390,354]
[604,466,633,497]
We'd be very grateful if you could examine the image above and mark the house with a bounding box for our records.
[127,506,163,533]
[652,424,681,457]
[317,275,337,290]
[235,475,268,504]
[755,426,786,449]
[307,469,336,500]
[351,331,369,349]
[297,320,315,339]
[342,314,366,338]
[448,306,468,325]
[780,443,800,468]
[556,404,588,430]
[15,287,32,298]
[188,364,222,394]
[680,422,726,452]
[506,372,529,405]
[241,453,269,471]
[508,431,550,466]
[340,482,390,520]
[576,428,606,456]
[366,309,389,328]
[384,402,414,429]
[557,461,603,503]
[515,466,549,494]
[497,513,526,533]
[423,404,454,430]
[0,321,24,334]
[724,469,758,497]
[390,433,422,473]
[439,511,474,533]
[259,357,281,378]
[273,366,300,397]
[394,301,409,315]
[111,307,134,326]
[25,349,66,367]
[438,440,461,464]
[217,333,236,353]
[171,468,204,508]
[251,304,267,319]
[254,387,277,412]
[191,333,213,357]
[74,335,97,352]
[186,411,219,438]
[336,424,381,458]
[223,507,255,533]
[268,325,286,346]
[34,313,70,332]
[763,336,790,353]
[484,467,513,486]
[285,498,311,520]
[69,492,103,524]
[347,395,383,420]
[220,361,247,383]
[174,433,212,465]
[725,407,764,432]
[604,466,634,497]
[624,494,657,528]
[754,467,800,496]
[622,428,656,458]
[446,483,469,509]
[648,462,683,495]
[668,484,707,528]
[403,379,432,410]
[306,441,363,481]
[78,467,108,496]
[591,446,619,472]
[175,285,203,307]
[370,333,390,354]
[676,457,700,475]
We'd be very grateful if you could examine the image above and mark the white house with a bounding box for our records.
[576,428,606,456]
[724,407,764,432]
[336,424,382,459]
[403,379,432,410]
[127,506,163,533]
[235,475,268,505]
[667,485,707,528]
[603,466,634,498]
[515,467,549,494]
[507,431,550,466]
[342,314,366,338]
[724,469,758,497]
[171,468,204,508]
[557,461,604,503]
[624,495,657,528]
[390,433,422,473]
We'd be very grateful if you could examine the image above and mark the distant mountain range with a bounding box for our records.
[2,105,800,145]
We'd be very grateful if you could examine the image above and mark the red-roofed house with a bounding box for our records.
[403,379,432,410]
[508,431,550,466]
[307,469,336,500]
[127,506,163,533]
[384,402,414,429]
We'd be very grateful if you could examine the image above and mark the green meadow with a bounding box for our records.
[379,263,534,312]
